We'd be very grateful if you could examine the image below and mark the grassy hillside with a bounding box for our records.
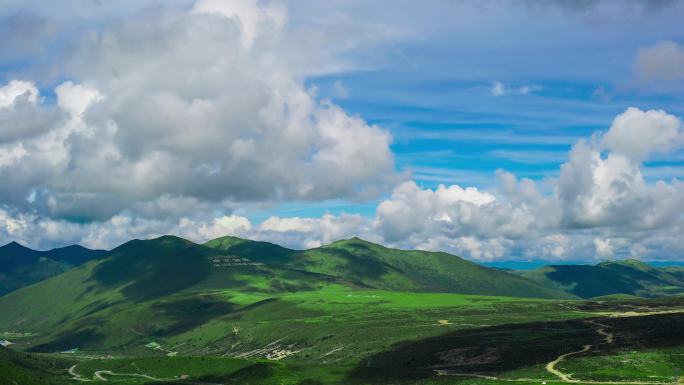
[0,235,577,360]
[206,236,574,299]
[0,241,106,296]
[519,259,684,298]
[3,295,684,385]
[0,347,74,385]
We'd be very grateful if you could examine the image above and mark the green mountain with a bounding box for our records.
[518,259,684,298]
[204,236,572,298]
[0,241,106,296]
[0,235,572,354]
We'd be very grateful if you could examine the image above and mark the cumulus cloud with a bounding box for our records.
[191,0,286,49]
[0,1,396,226]
[367,107,684,261]
[0,80,62,145]
[0,80,39,108]
[558,108,684,230]
[602,107,683,162]
[593,237,614,258]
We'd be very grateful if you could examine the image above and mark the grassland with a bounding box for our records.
[6,289,684,384]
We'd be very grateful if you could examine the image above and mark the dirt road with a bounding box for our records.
[438,309,679,385]
[545,344,593,382]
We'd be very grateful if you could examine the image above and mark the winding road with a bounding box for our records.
[545,344,593,382]
[68,365,92,382]
[68,364,176,382]
[435,310,682,385]
[544,319,617,382]
[93,370,174,381]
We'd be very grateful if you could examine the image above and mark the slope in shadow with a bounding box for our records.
[89,236,215,302]
[349,312,684,382]
[151,296,237,337]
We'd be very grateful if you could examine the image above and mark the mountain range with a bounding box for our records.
[3,236,684,300]
[518,259,684,299]
[1,235,684,358]
[0,241,106,296]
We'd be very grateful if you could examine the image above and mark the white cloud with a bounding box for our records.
[602,107,683,162]
[558,108,684,229]
[539,234,570,259]
[0,143,27,168]
[191,0,286,49]
[417,236,511,262]
[333,80,349,99]
[594,237,614,259]
[0,1,396,223]
[361,108,684,261]
[257,213,367,248]
[194,215,253,240]
[0,80,62,145]
[635,40,684,83]
[490,81,506,96]
[490,81,542,97]
[55,81,104,118]
[0,80,38,108]
[372,180,530,245]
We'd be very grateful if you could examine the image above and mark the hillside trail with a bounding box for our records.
[93,369,175,381]
[544,318,616,382]
[595,308,684,318]
[69,364,178,382]
[586,319,614,344]
[68,365,92,382]
[545,344,593,382]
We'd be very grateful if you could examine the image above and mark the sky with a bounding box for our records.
[1,0,683,262]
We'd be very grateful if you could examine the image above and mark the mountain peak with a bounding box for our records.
[48,244,89,252]
[204,235,249,249]
[324,237,379,248]
[598,259,653,271]
[1,241,31,250]
[144,235,196,248]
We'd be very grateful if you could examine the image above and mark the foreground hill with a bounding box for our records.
[0,241,106,295]
[518,259,684,298]
[0,346,75,385]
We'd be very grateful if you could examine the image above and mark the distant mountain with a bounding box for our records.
[518,259,684,298]
[0,241,106,296]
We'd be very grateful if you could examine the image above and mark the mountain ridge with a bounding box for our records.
[518,259,684,298]
[0,241,106,296]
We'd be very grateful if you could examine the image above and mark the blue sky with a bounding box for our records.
[1,0,684,261]
[307,9,684,189]
[268,1,684,219]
